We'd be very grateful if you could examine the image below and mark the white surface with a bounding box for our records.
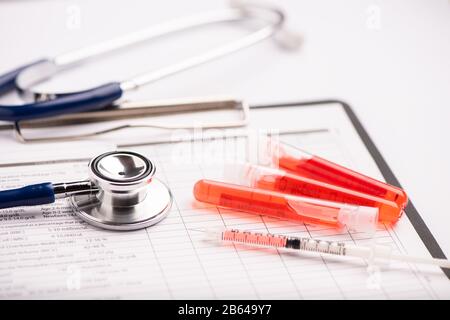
[0,0,449,258]
[0,104,448,299]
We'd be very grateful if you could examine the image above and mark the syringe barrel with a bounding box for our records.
[193,179,378,232]
[220,229,347,255]
[227,163,401,223]
[263,140,408,211]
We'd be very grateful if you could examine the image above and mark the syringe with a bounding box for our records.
[205,228,450,269]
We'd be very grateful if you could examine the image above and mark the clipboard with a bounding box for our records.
[0,98,446,275]
[252,99,449,279]
[0,97,446,274]
[0,98,449,299]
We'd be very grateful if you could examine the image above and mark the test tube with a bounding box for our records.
[262,139,408,209]
[226,163,402,223]
[193,179,378,232]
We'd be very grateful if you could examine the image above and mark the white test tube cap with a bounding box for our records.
[338,205,379,234]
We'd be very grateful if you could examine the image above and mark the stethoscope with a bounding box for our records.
[0,151,173,231]
[0,2,300,122]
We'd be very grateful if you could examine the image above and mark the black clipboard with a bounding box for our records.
[252,99,449,279]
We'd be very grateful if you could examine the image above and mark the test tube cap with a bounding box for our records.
[338,205,379,234]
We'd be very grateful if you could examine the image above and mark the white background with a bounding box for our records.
[0,0,449,256]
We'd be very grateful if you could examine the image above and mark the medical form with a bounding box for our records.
[0,101,449,299]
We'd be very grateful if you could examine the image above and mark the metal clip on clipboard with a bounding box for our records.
[13,98,249,144]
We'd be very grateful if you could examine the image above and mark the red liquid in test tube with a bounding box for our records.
[227,163,402,223]
[264,139,408,210]
[193,179,378,232]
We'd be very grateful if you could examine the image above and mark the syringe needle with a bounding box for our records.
[389,253,450,269]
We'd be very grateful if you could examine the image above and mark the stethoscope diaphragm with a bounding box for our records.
[71,151,172,231]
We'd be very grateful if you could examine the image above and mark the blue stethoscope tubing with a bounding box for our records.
[0,69,122,121]
[0,182,55,209]
[0,3,293,122]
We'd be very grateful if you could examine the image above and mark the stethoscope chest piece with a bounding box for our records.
[70,151,172,231]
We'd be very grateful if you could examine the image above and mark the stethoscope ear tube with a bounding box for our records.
[0,82,123,121]
[0,59,48,96]
[0,182,55,209]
